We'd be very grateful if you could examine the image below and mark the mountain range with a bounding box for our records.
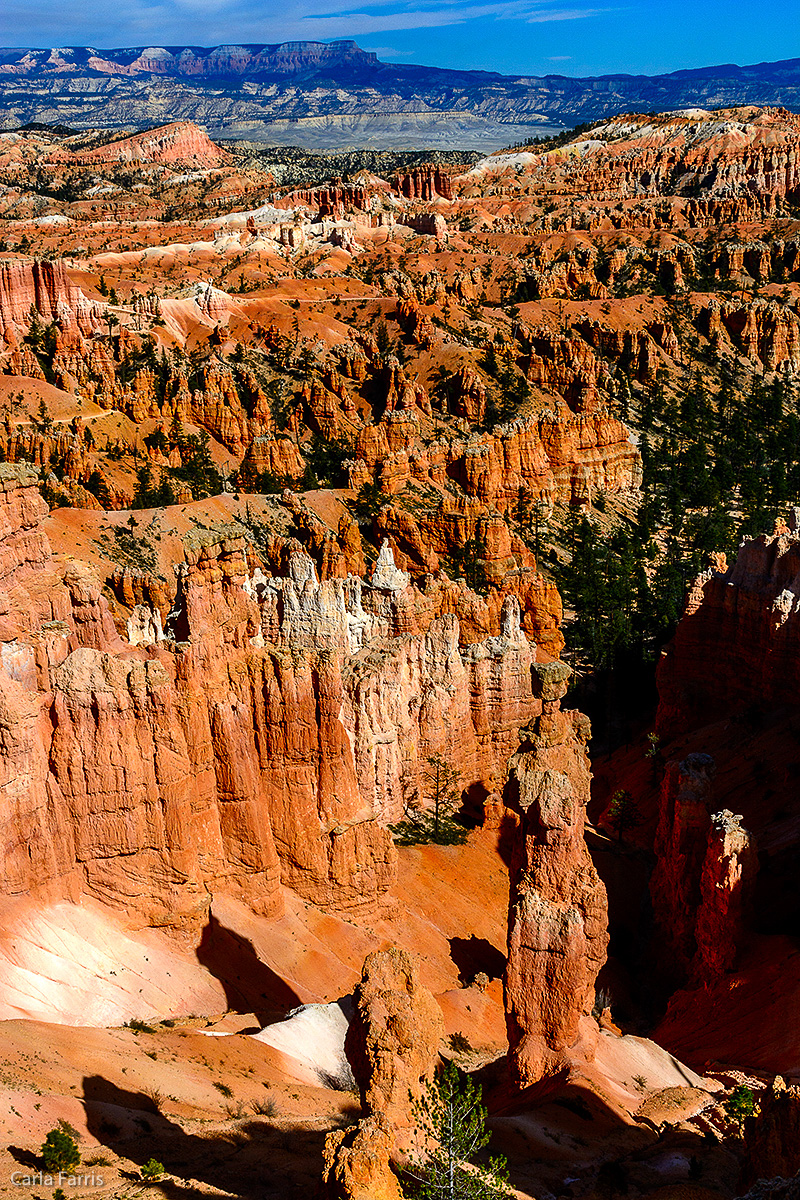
[1,40,799,148]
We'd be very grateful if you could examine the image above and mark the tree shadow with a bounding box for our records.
[195,913,301,1027]
[449,935,507,985]
[7,1146,40,1169]
[83,1075,345,1200]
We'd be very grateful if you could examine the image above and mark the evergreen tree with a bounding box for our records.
[390,755,467,846]
[605,789,643,842]
[375,318,393,360]
[132,464,176,508]
[403,1060,512,1199]
[723,1085,757,1135]
[41,1128,80,1174]
[446,536,489,595]
[174,430,222,499]
[303,434,353,489]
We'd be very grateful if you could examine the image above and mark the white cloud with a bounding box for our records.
[0,0,601,48]
[526,6,603,20]
[360,45,417,55]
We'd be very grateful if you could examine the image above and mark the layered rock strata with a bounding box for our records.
[0,259,105,343]
[0,471,548,929]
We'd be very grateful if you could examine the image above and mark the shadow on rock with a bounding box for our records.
[83,1075,338,1200]
[448,935,506,985]
[195,912,301,1025]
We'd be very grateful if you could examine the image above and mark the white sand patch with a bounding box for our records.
[251,1000,355,1089]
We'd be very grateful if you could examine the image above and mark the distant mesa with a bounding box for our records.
[0,40,380,81]
[1,43,799,149]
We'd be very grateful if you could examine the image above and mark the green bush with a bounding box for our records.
[140,1159,164,1182]
[41,1128,80,1173]
[723,1084,757,1134]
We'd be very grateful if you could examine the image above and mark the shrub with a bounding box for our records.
[125,1018,155,1034]
[723,1084,757,1134]
[140,1159,164,1182]
[143,1085,164,1112]
[41,1128,80,1173]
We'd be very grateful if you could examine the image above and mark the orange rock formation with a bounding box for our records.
[0,469,557,929]
[0,259,105,343]
[323,947,443,1200]
[657,517,800,739]
[504,660,608,1085]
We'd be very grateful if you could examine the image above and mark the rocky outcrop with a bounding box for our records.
[68,121,229,166]
[347,947,444,1126]
[650,754,718,982]
[323,947,443,1200]
[650,754,757,985]
[743,1077,800,1185]
[277,182,370,218]
[3,341,307,489]
[701,297,800,372]
[394,166,453,201]
[350,403,639,513]
[0,259,105,343]
[504,661,608,1086]
[402,213,448,239]
[0,463,69,639]
[322,1116,403,1200]
[370,498,564,655]
[657,520,800,740]
[496,108,800,209]
[738,1176,800,1200]
[694,808,758,981]
[0,468,556,936]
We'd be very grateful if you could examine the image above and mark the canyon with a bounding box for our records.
[0,100,798,1200]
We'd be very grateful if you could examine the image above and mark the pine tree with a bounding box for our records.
[605,789,643,842]
[41,1128,80,1174]
[390,755,467,846]
[174,430,222,499]
[447,536,489,596]
[403,1060,512,1199]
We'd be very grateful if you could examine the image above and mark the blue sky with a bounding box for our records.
[0,0,796,78]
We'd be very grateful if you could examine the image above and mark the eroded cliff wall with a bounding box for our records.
[0,469,548,928]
